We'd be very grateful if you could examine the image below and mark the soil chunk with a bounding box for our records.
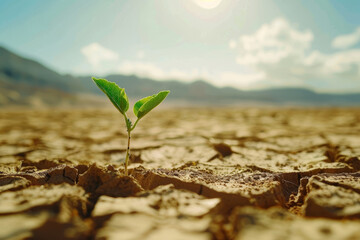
[303,173,360,218]
[78,164,143,197]
[226,207,360,240]
[0,184,91,239]
[93,184,219,240]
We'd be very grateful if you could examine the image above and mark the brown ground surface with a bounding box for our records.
[0,108,360,240]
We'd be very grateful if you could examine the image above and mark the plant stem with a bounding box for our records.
[130,118,139,131]
[124,130,131,176]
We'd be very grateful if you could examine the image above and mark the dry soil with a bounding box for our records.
[0,108,359,239]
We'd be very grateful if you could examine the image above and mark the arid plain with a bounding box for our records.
[0,108,360,239]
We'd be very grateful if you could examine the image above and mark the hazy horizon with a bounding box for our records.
[1,0,359,93]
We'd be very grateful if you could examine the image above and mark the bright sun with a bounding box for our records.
[192,0,223,9]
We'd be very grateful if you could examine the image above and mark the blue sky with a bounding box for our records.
[0,0,359,92]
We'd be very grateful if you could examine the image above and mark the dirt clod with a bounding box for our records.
[78,164,143,198]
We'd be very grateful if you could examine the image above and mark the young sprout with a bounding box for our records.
[92,77,170,175]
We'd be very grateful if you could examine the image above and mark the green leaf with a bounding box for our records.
[133,95,153,117]
[134,90,170,119]
[92,77,129,115]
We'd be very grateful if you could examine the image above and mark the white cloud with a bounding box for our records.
[323,49,360,74]
[78,44,215,83]
[116,60,263,89]
[81,43,119,67]
[229,39,237,49]
[230,18,360,91]
[235,18,313,65]
[117,61,211,82]
[332,27,360,49]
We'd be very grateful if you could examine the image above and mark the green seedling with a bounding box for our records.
[92,77,170,175]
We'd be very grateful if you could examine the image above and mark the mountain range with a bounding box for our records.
[1,45,360,107]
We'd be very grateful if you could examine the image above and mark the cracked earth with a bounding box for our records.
[0,108,360,239]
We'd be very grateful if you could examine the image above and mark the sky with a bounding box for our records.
[0,0,359,92]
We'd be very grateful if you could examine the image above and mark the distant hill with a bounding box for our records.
[0,46,89,107]
[1,45,360,107]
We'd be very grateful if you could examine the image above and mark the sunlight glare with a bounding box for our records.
[192,0,223,9]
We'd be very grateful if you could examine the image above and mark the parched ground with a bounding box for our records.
[0,108,360,240]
